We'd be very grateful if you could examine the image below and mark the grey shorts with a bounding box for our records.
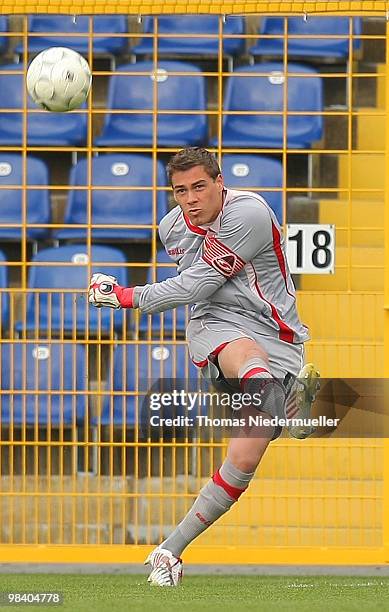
[187,315,304,385]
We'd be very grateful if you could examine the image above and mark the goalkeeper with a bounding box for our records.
[88,147,319,587]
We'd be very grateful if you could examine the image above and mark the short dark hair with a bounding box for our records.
[167,147,221,184]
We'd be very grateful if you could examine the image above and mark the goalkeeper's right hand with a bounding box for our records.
[88,273,135,309]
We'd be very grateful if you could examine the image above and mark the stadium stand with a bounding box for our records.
[139,249,187,335]
[212,62,323,149]
[15,244,128,336]
[221,154,283,224]
[97,343,199,427]
[94,61,208,147]
[0,342,87,425]
[0,250,9,331]
[130,15,245,70]
[0,154,51,241]
[0,64,87,146]
[14,15,128,64]
[248,16,362,61]
[54,154,168,242]
[0,16,8,55]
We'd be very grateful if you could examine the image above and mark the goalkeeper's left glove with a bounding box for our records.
[88,273,135,309]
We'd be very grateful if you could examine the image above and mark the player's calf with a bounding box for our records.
[238,357,286,439]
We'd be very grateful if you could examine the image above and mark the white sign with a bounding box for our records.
[286,224,335,274]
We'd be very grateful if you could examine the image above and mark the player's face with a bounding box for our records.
[171,165,224,225]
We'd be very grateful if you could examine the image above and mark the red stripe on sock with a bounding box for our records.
[212,469,246,501]
[243,367,271,379]
[240,367,271,389]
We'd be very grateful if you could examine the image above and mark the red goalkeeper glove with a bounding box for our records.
[88,273,134,309]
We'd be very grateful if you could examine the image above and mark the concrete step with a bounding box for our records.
[199,524,381,547]
[300,246,383,291]
[297,291,383,341]
[253,440,383,480]
[215,479,382,529]
[318,198,383,247]
[376,62,385,109]
[355,108,385,150]
[338,153,385,199]
[304,340,384,378]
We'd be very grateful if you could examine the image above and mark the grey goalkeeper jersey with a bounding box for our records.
[132,188,309,344]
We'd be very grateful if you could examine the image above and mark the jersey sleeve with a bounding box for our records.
[132,198,272,313]
[132,258,227,313]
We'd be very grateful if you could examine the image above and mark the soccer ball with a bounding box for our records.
[26,47,92,112]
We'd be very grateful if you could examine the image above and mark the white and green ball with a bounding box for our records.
[26,46,92,112]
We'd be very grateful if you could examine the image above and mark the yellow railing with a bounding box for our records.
[0,6,387,564]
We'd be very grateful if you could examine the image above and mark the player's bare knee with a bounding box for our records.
[218,338,268,379]
[228,439,271,473]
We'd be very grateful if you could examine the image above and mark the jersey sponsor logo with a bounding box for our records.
[168,247,185,256]
[202,232,245,278]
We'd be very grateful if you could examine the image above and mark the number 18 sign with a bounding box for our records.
[286,224,335,274]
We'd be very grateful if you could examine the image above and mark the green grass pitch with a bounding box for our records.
[0,574,388,611]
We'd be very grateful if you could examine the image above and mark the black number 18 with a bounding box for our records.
[289,229,332,269]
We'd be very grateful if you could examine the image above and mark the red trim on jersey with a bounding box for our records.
[249,263,295,344]
[183,213,207,235]
[191,341,230,369]
[213,469,246,500]
[204,233,245,264]
[192,357,208,367]
[271,222,295,299]
[210,342,229,359]
[202,233,246,278]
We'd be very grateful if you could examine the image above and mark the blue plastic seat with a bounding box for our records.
[131,15,245,58]
[0,342,87,425]
[249,17,362,60]
[139,250,188,335]
[0,250,9,331]
[54,154,168,242]
[0,154,51,240]
[98,343,200,426]
[14,15,128,56]
[222,155,283,224]
[214,63,323,149]
[95,61,208,147]
[0,16,8,54]
[0,64,87,146]
[15,245,128,335]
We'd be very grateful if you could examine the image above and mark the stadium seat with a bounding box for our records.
[94,61,208,147]
[0,16,8,54]
[139,249,188,335]
[14,15,128,57]
[249,17,362,60]
[0,250,9,331]
[0,64,87,146]
[0,342,87,426]
[222,155,283,224]
[0,153,51,240]
[97,343,200,426]
[54,154,168,242]
[15,245,128,335]
[131,15,245,63]
[213,63,323,149]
